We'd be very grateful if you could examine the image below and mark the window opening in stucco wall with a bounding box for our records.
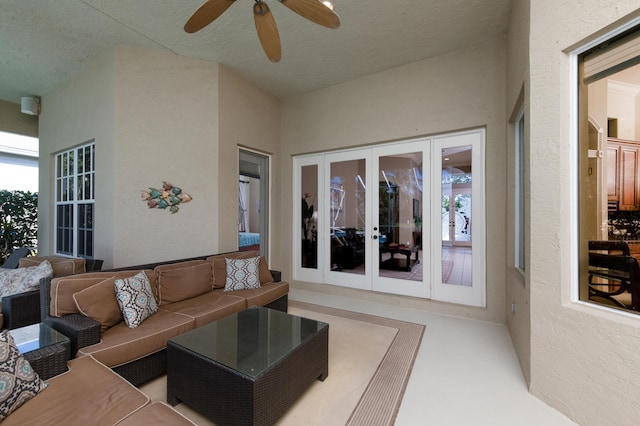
[579,26,640,314]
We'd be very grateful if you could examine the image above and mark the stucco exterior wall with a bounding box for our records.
[281,37,507,322]
[505,0,531,384]
[38,49,116,261]
[218,65,281,265]
[0,99,38,137]
[38,46,278,269]
[529,2,640,424]
[111,46,220,267]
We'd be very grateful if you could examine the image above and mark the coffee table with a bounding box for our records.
[380,244,419,271]
[10,323,71,380]
[167,307,329,426]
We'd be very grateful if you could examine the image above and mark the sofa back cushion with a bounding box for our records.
[0,260,54,303]
[50,270,157,317]
[73,277,123,332]
[19,256,86,277]
[207,251,274,288]
[154,260,212,305]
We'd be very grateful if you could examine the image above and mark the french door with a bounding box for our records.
[294,129,485,306]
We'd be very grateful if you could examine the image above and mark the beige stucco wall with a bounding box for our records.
[38,46,279,268]
[505,0,531,384]
[110,46,220,267]
[38,49,116,261]
[281,37,507,322]
[529,2,640,424]
[0,99,38,137]
[218,65,281,266]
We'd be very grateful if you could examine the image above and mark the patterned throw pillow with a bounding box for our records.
[224,256,261,291]
[114,271,158,328]
[0,260,54,303]
[0,329,47,420]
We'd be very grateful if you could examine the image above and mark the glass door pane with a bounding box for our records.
[377,152,423,282]
[372,141,429,298]
[325,150,371,290]
[441,146,473,286]
[329,159,366,274]
[432,130,486,307]
[301,165,318,269]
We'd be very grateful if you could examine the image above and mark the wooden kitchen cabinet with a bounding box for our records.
[608,138,640,210]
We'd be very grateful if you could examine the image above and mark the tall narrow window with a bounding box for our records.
[515,109,525,272]
[55,142,95,258]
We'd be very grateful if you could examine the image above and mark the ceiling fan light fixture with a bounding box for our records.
[321,1,334,10]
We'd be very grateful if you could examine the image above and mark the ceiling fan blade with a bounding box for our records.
[278,0,340,29]
[184,0,236,33]
[254,2,282,63]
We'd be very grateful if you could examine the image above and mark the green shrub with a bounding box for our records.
[0,190,38,265]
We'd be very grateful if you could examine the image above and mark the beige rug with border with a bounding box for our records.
[139,301,425,426]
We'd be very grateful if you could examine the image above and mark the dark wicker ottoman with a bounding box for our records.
[167,306,328,426]
[10,323,71,380]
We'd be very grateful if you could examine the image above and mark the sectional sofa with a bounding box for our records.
[41,250,288,386]
[1,256,103,329]
[1,250,286,425]
[3,354,196,425]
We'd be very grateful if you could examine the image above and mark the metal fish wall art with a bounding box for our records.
[141,181,192,214]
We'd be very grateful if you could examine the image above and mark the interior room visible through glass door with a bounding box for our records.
[441,145,473,286]
[238,149,269,256]
[376,151,423,283]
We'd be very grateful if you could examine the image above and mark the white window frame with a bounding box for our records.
[570,18,640,315]
[54,141,95,258]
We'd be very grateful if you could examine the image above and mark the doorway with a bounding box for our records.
[294,129,486,307]
[238,149,269,257]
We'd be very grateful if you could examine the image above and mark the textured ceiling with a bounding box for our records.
[0,0,513,103]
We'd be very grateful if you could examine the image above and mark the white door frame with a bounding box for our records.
[431,129,486,307]
[293,128,486,307]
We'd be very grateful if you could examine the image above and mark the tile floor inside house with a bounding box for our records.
[289,288,577,426]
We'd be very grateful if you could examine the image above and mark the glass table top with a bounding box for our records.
[10,323,70,354]
[170,307,328,379]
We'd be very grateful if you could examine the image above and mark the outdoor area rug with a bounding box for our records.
[139,301,425,426]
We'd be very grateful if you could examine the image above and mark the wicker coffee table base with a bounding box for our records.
[167,325,328,426]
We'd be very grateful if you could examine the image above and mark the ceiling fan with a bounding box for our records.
[184,0,341,63]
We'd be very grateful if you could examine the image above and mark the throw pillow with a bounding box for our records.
[212,256,274,288]
[0,329,47,421]
[114,271,158,328]
[0,260,54,302]
[73,277,123,332]
[224,256,261,291]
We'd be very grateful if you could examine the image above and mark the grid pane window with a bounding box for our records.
[55,142,95,258]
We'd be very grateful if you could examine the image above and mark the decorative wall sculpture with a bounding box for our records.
[141,181,192,214]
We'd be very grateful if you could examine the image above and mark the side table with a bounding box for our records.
[10,323,71,380]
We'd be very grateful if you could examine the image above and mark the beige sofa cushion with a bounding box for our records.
[19,256,85,277]
[160,292,246,328]
[73,277,123,332]
[3,355,149,426]
[119,402,196,426]
[221,281,289,308]
[78,310,194,368]
[50,270,157,317]
[155,260,212,305]
[208,253,274,288]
